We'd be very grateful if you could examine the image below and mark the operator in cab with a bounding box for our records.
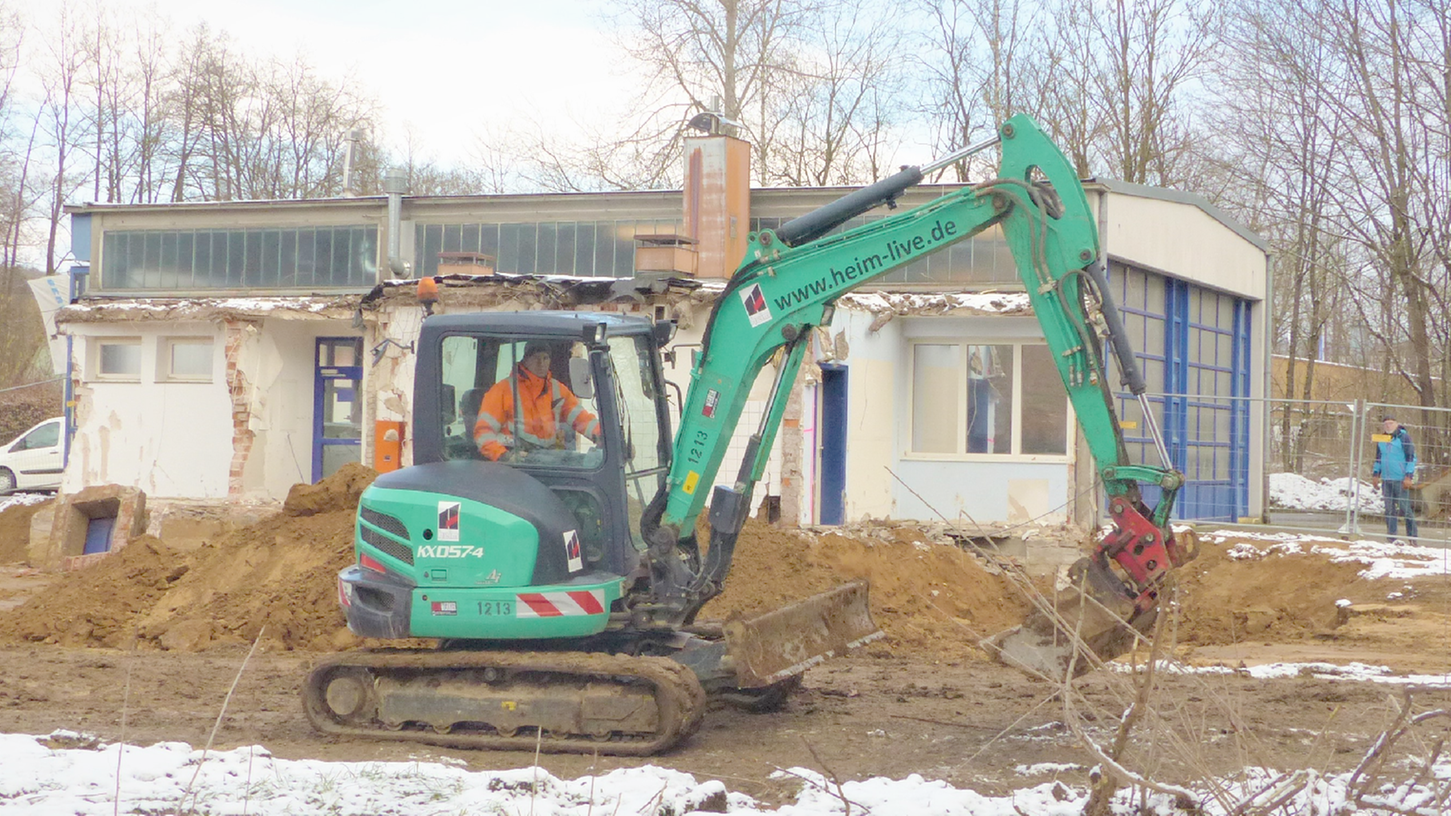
[473,339,601,461]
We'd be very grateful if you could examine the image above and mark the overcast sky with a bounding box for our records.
[129,0,637,162]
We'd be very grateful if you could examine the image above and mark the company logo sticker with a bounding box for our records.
[702,389,719,418]
[437,501,460,542]
[563,530,583,572]
[741,284,772,327]
[682,471,700,495]
[430,600,458,616]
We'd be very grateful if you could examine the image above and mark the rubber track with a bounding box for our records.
[302,649,707,756]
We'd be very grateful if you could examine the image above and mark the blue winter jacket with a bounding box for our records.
[1374,428,1417,481]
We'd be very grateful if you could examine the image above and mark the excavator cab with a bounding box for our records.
[314,311,877,753]
[339,312,672,640]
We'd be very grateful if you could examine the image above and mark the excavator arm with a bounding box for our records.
[639,115,1194,677]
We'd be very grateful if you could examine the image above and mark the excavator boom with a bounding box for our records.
[640,114,1194,677]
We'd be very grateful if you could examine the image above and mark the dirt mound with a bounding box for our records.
[0,463,1412,664]
[702,519,1034,662]
[0,534,179,646]
[283,461,376,516]
[0,466,378,651]
[0,498,51,564]
[1174,534,1379,646]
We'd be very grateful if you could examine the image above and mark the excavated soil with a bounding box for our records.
[2,477,1451,796]
[702,521,1032,662]
[0,463,375,652]
[0,497,46,564]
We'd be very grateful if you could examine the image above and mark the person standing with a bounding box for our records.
[1372,414,1418,541]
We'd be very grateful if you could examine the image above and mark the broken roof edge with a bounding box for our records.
[55,294,361,325]
[56,272,722,325]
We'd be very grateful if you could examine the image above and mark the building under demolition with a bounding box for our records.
[57,129,1270,531]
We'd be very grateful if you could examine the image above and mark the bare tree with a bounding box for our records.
[509,0,906,191]
[1218,0,1356,469]
[39,2,93,275]
[915,0,1045,178]
[757,0,908,186]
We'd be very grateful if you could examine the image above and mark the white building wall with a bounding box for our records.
[248,319,348,497]
[830,310,1074,525]
[65,322,233,498]
[62,317,358,501]
[1100,192,1267,299]
[832,308,899,520]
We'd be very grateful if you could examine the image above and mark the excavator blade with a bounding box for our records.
[982,557,1155,680]
[723,579,883,687]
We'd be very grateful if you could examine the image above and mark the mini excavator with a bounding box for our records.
[303,115,1195,754]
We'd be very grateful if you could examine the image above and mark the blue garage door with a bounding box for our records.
[1106,265,1252,521]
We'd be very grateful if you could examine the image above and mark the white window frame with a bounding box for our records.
[906,338,1073,462]
[92,338,143,382]
[160,337,215,383]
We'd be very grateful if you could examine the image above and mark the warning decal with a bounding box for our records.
[516,590,606,617]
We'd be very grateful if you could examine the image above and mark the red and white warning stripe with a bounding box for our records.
[515,590,606,617]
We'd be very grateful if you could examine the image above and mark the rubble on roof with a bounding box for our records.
[360,272,714,313]
[53,273,1019,332]
[53,273,719,325]
[839,291,1031,331]
[55,295,359,324]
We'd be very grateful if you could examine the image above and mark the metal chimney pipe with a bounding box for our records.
[342,128,367,197]
[384,169,409,277]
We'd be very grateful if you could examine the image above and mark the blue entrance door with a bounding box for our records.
[313,337,363,482]
[818,364,848,525]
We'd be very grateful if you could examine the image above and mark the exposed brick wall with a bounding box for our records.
[224,320,259,495]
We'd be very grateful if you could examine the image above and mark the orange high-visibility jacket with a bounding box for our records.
[473,365,600,461]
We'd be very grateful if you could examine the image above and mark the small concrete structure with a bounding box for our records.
[28,484,149,570]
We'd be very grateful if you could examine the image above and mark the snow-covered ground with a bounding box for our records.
[3,729,1449,816]
[1198,527,1451,582]
[1268,472,1385,514]
[4,514,1450,813]
[0,492,52,513]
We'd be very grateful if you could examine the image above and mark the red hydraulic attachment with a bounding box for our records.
[1091,497,1196,618]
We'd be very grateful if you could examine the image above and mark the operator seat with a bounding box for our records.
[460,387,486,457]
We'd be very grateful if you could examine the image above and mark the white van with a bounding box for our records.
[0,417,64,494]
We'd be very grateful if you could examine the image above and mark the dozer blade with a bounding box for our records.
[982,557,1155,680]
[723,579,883,687]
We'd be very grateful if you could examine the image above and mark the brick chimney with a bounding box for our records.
[682,133,751,278]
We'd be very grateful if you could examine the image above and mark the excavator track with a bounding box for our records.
[303,649,707,756]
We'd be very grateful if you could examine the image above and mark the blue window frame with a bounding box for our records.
[1104,263,1251,521]
[313,337,363,482]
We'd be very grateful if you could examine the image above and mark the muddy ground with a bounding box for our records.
[2,469,1450,802]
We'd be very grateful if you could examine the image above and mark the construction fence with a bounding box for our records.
[1110,391,1451,545]
[1265,397,1451,545]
